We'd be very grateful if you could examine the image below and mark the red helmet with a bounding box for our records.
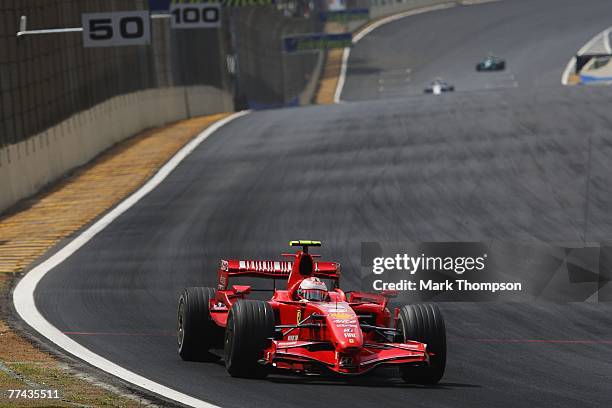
[297,277,328,301]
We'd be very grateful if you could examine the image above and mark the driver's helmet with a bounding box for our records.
[297,277,328,301]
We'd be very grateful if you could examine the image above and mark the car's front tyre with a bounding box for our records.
[177,287,223,361]
[396,303,446,384]
[224,300,275,378]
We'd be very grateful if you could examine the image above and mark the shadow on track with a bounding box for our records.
[266,370,481,390]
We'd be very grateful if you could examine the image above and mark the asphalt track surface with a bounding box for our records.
[343,0,612,99]
[32,0,612,407]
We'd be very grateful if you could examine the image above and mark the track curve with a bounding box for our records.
[31,1,612,407]
[342,0,612,100]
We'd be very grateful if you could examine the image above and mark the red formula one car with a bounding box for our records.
[177,241,446,383]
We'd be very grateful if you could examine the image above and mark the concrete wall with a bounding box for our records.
[0,86,233,213]
[0,0,235,214]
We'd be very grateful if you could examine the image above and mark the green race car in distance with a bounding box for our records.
[476,54,506,71]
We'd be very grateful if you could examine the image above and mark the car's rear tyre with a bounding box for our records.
[396,303,446,384]
[224,300,275,378]
[177,287,223,361]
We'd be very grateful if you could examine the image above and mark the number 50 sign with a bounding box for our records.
[82,11,150,47]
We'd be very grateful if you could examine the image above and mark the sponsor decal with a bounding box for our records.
[283,33,353,53]
[296,309,302,324]
[287,335,298,341]
[339,356,353,366]
[318,303,349,311]
[348,338,355,343]
[344,333,356,338]
[320,8,369,23]
[149,0,271,11]
[329,312,353,319]
[332,319,357,324]
[238,260,292,273]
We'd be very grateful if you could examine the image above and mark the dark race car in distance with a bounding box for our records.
[424,78,455,94]
[476,54,506,71]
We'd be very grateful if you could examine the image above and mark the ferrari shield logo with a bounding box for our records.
[297,309,302,324]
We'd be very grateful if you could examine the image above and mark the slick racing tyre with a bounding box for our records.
[224,300,275,378]
[177,287,223,361]
[396,303,446,384]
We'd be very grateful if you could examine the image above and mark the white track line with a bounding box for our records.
[562,26,612,85]
[460,0,499,5]
[561,56,577,86]
[13,111,250,408]
[334,47,351,103]
[604,28,612,54]
[333,3,456,103]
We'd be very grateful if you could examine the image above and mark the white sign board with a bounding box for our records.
[328,0,346,11]
[82,11,151,47]
[170,3,221,29]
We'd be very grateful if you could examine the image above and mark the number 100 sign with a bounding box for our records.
[170,3,221,29]
[82,11,150,47]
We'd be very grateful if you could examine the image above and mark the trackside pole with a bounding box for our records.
[16,14,172,38]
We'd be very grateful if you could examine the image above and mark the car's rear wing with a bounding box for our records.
[217,259,340,290]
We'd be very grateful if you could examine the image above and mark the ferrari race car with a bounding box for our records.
[424,78,455,94]
[476,54,506,71]
[177,241,447,383]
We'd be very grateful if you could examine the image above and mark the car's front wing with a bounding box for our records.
[261,340,429,375]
